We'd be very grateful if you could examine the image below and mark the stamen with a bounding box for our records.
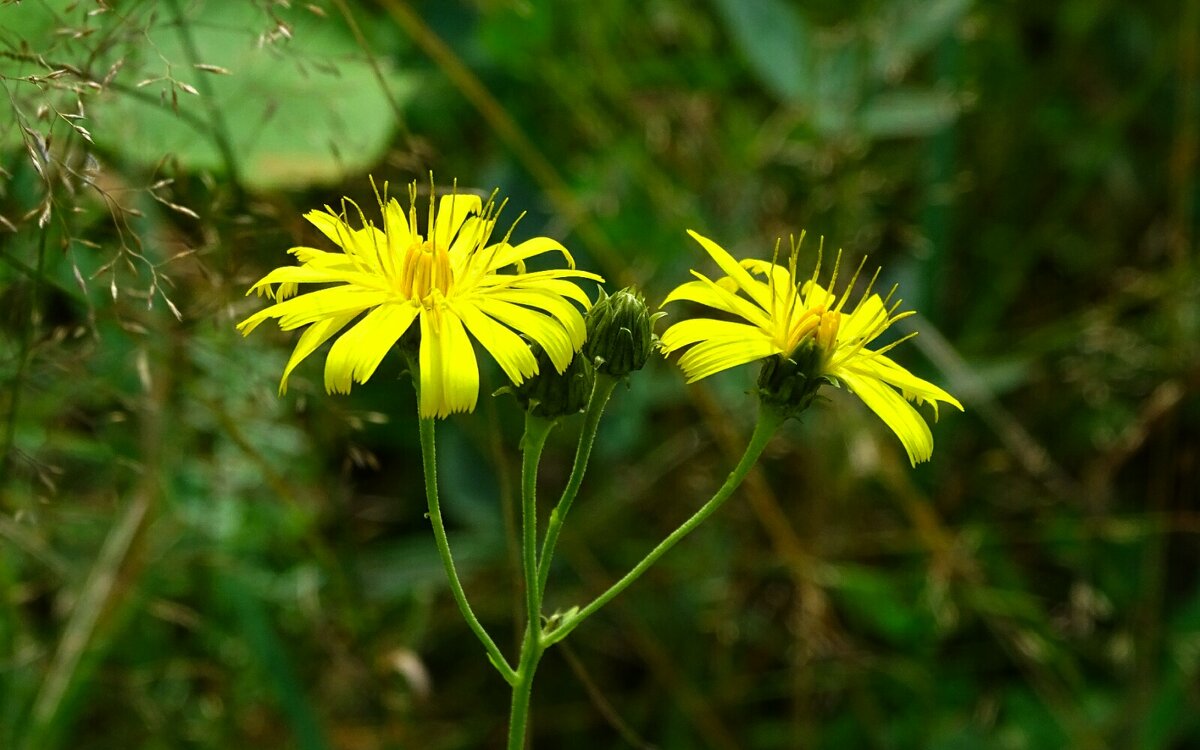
[866,330,918,359]
[408,182,419,240]
[835,255,868,313]
[825,248,842,310]
[813,308,840,354]
[427,172,436,242]
[854,266,882,315]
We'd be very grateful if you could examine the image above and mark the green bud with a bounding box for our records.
[756,341,831,419]
[511,343,594,419]
[583,287,655,378]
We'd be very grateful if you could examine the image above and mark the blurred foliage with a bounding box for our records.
[1,0,1198,748]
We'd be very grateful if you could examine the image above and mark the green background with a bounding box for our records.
[1,0,1197,747]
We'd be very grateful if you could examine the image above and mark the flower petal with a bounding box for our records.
[660,318,765,354]
[687,230,773,311]
[324,302,420,394]
[662,273,772,330]
[449,216,496,258]
[839,294,888,344]
[676,336,778,383]
[246,266,387,297]
[487,287,587,348]
[452,300,539,385]
[279,312,358,394]
[838,370,935,465]
[419,310,479,418]
[483,237,575,273]
[237,287,391,334]
[288,246,358,269]
[474,298,574,371]
[433,193,483,249]
[841,353,963,416]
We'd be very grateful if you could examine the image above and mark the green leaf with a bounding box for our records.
[873,0,972,81]
[859,89,960,138]
[88,1,413,190]
[710,0,813,101]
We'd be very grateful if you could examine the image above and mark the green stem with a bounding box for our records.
[507,415,554,749]
[536,375,617,596]
[521,415,554,629]
[417,417,517,685]
[543,405,783,647]
[506,628,544,750]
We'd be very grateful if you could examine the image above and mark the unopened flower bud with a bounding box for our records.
[583,287,654,378]
[511,343,594,419]
[756,341,830,418]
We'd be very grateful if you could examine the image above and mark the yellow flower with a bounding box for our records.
[238,179,603,419]
[660,230,962,464]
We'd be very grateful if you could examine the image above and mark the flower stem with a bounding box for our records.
[418,417,517,685]
[543,405,783,647]
[521,415,554,630]
[506,627,544,750]
[507,414,554,749]
[536,375,617,596]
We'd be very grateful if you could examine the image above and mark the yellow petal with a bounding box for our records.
[383,198,413,277]
[304,209,387,272]
[419,310,478,418]
[304,209,354,249]
[483,237,575,273]
[288,246,358,269]
[246,266,386,296]
[838,370,935,465]
[514,277,595,309]
[662,273,772,330]
[487,287,586,348]
[686,230,773,311]
[449,216,496,257]
[475,298,574,372]
[324,303,420,394]
[237,287,390,334]
[676,336,778,383]
[838,294,888,344]
[841,353,963,416]
[384,198,411,242]
[740,258,793,297]
[659,318,764,354]
[452,300,539,385]
[433,193,483,249]
[279,312,358,394]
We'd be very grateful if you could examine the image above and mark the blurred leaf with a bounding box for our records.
[812,38,865,136]
[873,0,972,81]
[88,1,413,190]
[710,0,813,101]
[859,89,960,138]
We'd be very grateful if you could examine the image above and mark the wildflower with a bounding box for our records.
[237,178,603,419]
[583,287,657,378]
[660,230,962,464]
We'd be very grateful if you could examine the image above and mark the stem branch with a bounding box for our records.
[544,406,783,646]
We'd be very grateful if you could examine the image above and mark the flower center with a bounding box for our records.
[814,308,841,352]
[784,303,841,356]
[399,240,453,301]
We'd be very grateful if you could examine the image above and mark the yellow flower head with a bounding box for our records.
[238,178,603,419]
[660,230,962,464]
